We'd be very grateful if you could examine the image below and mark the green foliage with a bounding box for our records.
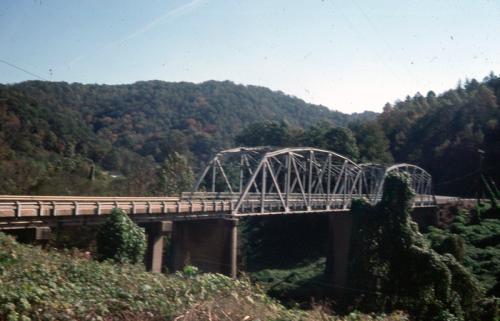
[304,123,360,160]
[378,75,500,196]
[348,172,490,321]
[251,258,328,305]
[0,80,358,195]
[155,152,195,196]
[348,120,393,164]
[96,208,146,264]
[241,214,329,271]
[182,265,199,277]
[426,227,466,262]
[0,232,411,321]
[482,176,499,210]
[426,210,500,296]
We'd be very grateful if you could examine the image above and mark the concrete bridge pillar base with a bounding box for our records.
[141,221,172,273]
[4,226,51,245]
[170,218,238,277]
[325,212,353,296]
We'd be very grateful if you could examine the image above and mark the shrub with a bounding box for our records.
[96,208,146,264]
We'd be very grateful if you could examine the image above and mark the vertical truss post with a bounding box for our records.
[211,161,216,192]
[261,163,267,213]
[308,151,313,210]
[358,170,362,197]
[326,154,332,210]
[239,154,245,193]
[285,153,291,209]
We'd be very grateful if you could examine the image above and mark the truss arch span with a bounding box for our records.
[360,163,434,206]
[190,147,364,215]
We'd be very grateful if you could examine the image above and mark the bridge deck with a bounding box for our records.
[0,193,438,230]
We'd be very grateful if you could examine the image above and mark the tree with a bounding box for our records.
[322,126,359,160]
[156,152,195,196]
[96,208,146,264]
[349,121,393,164]
[303,122,359,160]
[236,120,301,147]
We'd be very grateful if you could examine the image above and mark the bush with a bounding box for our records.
[96,208,146,264]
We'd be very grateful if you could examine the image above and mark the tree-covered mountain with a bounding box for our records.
[0,80,366,195]
[378,74,500,196]
[1,73,499,197]
[233,73,500,196]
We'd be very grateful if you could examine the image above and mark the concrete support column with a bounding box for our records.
[171,218,238,277]
[5,226,51,245]
[325,212,353,296]
[141,221,172,273]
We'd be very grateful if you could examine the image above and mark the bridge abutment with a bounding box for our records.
[170,218,238,277]
[325,212,353,296]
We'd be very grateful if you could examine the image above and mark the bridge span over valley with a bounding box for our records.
[0,147,454,286]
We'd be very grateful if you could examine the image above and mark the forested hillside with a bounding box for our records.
[0,73,499,197]
[236,74,500,196]
[0,80,370,195]
[378,74,500,196]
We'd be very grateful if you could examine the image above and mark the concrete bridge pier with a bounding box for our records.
[4,226,51,245]
[140,221,172,273]
[170,218,238,277]
[325,212,353,296]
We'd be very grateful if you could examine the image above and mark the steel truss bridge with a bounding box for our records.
[0,147,434,229]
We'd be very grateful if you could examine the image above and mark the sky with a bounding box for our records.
[1,0,500,113]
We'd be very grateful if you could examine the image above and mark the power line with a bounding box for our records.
[0,58,49,81]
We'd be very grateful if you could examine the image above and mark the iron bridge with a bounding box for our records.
[186,146,435,216]
[0,147,435,228]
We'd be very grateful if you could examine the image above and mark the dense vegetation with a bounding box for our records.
[347,173,491,321]
[1,73,500,319]
[0,232,410,321]
[426,202,500,297]
[0,80,371,196]
[1,74,499,196]
[96,208,146,264]
[250,176,500,320]
[378,74,500,196]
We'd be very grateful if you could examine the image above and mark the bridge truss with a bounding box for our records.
[0,147,436,228]
[188,147,435,216]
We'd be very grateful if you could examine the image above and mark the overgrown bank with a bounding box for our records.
[249,174,500,321]
[0,232,411,321]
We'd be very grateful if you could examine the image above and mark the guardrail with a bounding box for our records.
[0,196,235,224]
[0,193,438,229]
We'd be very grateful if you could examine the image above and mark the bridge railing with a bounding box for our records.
[0,196,238,226]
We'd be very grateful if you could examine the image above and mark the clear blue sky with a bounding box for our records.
[1,0,499,113]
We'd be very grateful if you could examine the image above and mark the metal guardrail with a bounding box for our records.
[0,192,437,225]
[0,196,238,228]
